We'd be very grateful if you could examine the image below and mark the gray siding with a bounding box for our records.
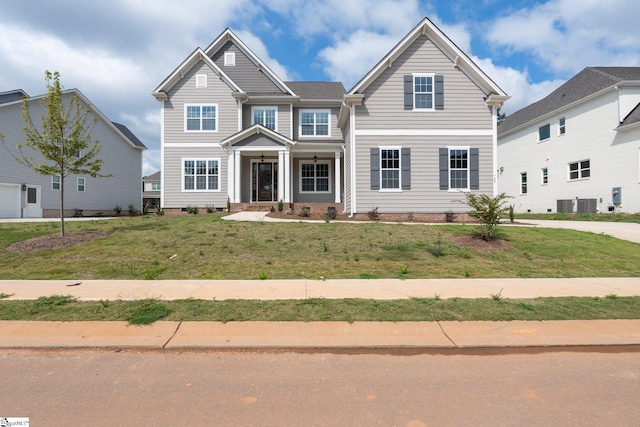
[242,104,292,138]
[211,41,284,94]
[163,146,227,208]
[164,61,238,145]
[0,93,143,215]
[354,135,493,213]
[293,106,342,141]
[356,35,492,130]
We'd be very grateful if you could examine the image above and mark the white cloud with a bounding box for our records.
[143,149,161,176]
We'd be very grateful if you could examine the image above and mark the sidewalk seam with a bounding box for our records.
[163,321,183,349]
[437,321,458,348]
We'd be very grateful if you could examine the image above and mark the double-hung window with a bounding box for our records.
[183,159,220,191]
[413,74,434,110]
[558,118,566,135]
[151,183,161,191]
[185,104,217,132]
[569,160,590,180]
[52,175,61,190]
[77,177,86,192]
[541,168,548,185]
[449,148,469,190]
[380,148,401,190]
[520,173,528,194]
[300,162,330,193]
[300,110,329,137]
[252,106,277,131]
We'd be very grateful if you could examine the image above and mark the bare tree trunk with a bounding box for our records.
[60,177,65,237]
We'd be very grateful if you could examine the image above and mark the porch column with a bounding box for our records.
[227,150,235,203]
[234,151,241,203]
[284,150,291,203]
[277,150,284,202]
[334,151,341,203]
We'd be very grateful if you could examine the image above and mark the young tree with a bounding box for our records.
[461,192,512,241]
[497,107,507,126]
[12,71,108,236]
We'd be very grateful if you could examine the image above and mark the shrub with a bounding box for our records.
[186,205,199,214]
[444,210,455,222]
[205,204,214,213]
[114,205,122,216]
[460,192,512,240]
[509,204,515,223]
[368,206,380,221]
[299,206,311,217]
[155,207,165,215]
[322,206,336,222]
[128,204,138,216]
[277,199,284,212]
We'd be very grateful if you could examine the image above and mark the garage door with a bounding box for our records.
[0,183,20,218]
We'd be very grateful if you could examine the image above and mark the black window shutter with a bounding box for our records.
[401,148,411,190]
[470,148,479,190]
[435,75,444,110]
[439,148,449,190]
[370,148,380,190]
[404,75,413,110]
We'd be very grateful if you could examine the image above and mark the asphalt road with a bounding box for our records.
[2,349,639,426]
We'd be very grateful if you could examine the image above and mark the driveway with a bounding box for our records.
[514,219,640,244]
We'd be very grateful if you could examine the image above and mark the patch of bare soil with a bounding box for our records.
[3,231,108,254]
[450,234,514,253]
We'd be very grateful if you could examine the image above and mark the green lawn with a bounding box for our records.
[1,214,639,280]
[515,212,640,223]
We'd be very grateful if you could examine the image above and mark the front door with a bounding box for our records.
[252,162,278,202]
[24,185,42,218]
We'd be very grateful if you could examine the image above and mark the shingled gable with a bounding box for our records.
[346,17,508,105]
[204,28,296,97]
[499,67,640,137]
[152,48,242,100]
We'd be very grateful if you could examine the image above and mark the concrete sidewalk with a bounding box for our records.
[1,278,639,350]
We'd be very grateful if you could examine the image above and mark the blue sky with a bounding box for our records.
[1,0,639,175]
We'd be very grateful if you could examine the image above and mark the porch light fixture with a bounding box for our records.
[260,153,264,162]
[313,154,317,163]
[21,183,27,192]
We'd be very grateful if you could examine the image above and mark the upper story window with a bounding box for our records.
[538,124,550,141]
[185,104,217,132]
[414,74,434,110]
[252,106,277,131]
[300,110,330,137]
[569,160,590,180]
[196,74,207,88]
[183,159,220,191]
[224,52,235,66]
[558,117,566,135]
[151,183,161,191]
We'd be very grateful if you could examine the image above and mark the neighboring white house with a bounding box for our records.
[153,18,508,217]
[0,89,146,218]
[142,171,161,210]
[497,67,640,214]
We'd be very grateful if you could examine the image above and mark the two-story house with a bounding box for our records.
[153,18,508,218]
[142,171,161,211]
[0,89,146,218]
[498,67,640,214]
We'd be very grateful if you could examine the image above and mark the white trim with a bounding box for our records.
[227,151,235,203]
[537,123,551,142]
[412,73,435,111]
[195,74,207,88]
[299,160,332,194]
[181,158,222,192]
[278,150,284,202]
[251,105,278,132]
[334,151,341,203]
[165,142,222,148]
[184,103,218,132]
[568,159,590,181]
[77,177,86,192]
[224,51,235,66]
[298,109,331,138]
[234,151,241,202]
[350,104,356,214]
[355,129,493,136]
[378,146,403,192]
[285,150,291,203]
[492,105,498,196]
[160,101,165,207]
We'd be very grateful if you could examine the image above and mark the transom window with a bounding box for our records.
[52,175,61,190]
[414,74,434,110]
[449,148,469,189]
[77,177,85,192]
[381,148,400,189]
[569,160,590,180]
[520,173,527,194]
[185,104,217,132]
[183,159,220,191]
[538,124,550,141]
[300,162,330,193]
[300,110,329,136]
[252,107,277,131]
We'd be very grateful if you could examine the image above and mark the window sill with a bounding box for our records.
[568,178,590,182]
[379,189,403,193]
[182,189,221,192]
[184,130,218,133]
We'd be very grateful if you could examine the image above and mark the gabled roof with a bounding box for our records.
[0,90,28,104]
[220,124,295,148]
[617,101,640,131]
[0,89,146,150]
[285,82,346,101]
[204,28,296,97]
[347,17,508,105]
[143,171,161,181]
[152,48,242,100]
[499,67,640,136]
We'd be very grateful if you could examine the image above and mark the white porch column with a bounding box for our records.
[334,151,341,203]
[284,150,291,203]
[234,151,241,203]
[277,150,284,202]
[227,150,235,203]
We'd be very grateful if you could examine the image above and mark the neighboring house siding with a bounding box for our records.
[356,35,491,130]
[355,135,492,213]
[163,145,227,208]
[164,61,237,145]
[210,41,283,94]
[498,90,640,213]
[0,93,143,216]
